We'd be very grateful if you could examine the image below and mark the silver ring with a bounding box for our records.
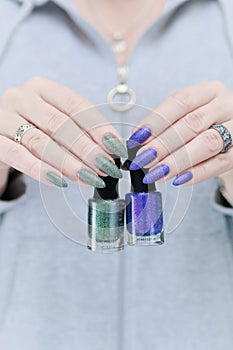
[210,123,232,153]
[14,123,35,144]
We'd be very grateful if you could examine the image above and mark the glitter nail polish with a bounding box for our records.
[95,156,122,179]
[143,164,170,184]
[125,143,164,246]
[87,157,125,252]
[172,171,193,186]
[77,168,106,188]
[127,126,152,149]
[103,134,128,158]
[46,172,68,188]
[129,148,157,170]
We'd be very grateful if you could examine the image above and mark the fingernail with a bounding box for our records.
[46,172,68,188]
[143,164,170,184]
[77,169,106,188]
[130,148,157,170]
[95,156,122,179]
[127,126,151,149]
[103,134,128,158]
[172,171,193,186]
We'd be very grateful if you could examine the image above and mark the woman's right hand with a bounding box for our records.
[0,77,127,191]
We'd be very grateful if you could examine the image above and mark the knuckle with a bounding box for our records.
[27,161,40,177]
[170,90,192,110]
[183,110,206,134]
[1,87,22,105]
[157,132,176,154]
[74,139,94,158]
[223,93,233,108]
[218,154,232,170]
[23,76,46,91]
[1,89,14,102]
[4,146,21,164]
[204,130,222,153]
[196,164,207,181]
[64,94,77,115]
[211,80,225,90]
[65,93,88,116]
[26,132,48,155]
[29,76,45,87]
[47,111,65,133]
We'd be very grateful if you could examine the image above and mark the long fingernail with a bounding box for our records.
[127,126,151,149]
[172,171,193,186]
[143,164,170,184]
[77,169,106,188]
[95,156,122,179]
[103,134,128,158]
[130,148,157,170]
[46,172,68,188]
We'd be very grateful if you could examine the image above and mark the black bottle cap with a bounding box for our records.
[94,157,121,200]
[125,143,156,193]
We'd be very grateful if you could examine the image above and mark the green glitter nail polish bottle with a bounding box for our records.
[87,158,125,253]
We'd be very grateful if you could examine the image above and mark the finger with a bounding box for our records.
[0,160,10,171]
[1,113,109,186]
[175,147,233,185]
[21,77,125,154]
[145,121,233,184]
[0,135,68,187]
[139,96,233,168]
[1,96,121,177]
[20,126,96,183]
[131,81,226,142]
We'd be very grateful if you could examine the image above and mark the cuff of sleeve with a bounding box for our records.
[0,192,27,215]
[0,170,27,215]
[212,186,233,217]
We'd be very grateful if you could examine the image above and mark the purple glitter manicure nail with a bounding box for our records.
[143,164,170,184]
[172,171,193,186]
[127,126,152,149]
[130,148,157,170]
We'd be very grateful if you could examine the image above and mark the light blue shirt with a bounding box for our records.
[0,1,233,349]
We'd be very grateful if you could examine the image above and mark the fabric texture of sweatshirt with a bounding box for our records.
[0,0,233,349]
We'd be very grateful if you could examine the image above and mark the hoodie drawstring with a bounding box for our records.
[0,0,34,62]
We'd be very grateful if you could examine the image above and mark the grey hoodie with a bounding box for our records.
[0,1,233,350]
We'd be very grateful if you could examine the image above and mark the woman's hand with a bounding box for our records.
[128,80,233,187]
[0,77,127,191]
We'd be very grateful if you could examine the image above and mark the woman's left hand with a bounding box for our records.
[128,80,233,186]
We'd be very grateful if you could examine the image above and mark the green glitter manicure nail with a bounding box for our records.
[46,172,68,188]
[95,156,122,179]
[77,169,106,188]
[103,134,128,158]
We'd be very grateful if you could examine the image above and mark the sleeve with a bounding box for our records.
[0,169,27,215]
[211,178,233,217]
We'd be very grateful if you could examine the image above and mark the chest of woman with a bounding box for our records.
[0,0,233,118]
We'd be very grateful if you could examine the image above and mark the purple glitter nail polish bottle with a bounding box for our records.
[125,143,164,246]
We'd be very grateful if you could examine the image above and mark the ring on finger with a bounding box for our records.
[209,123,232,153]
[14,123,36,144]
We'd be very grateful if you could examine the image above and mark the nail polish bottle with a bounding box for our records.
[87,157,125,252]
[125,144,164,246]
